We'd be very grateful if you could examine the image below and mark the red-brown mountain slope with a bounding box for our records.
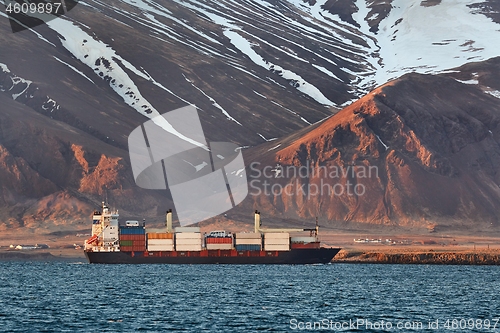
[244,72,500,231]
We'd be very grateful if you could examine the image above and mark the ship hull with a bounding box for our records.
[84,248,340,264]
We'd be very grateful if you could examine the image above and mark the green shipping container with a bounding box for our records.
[120,240,134,246]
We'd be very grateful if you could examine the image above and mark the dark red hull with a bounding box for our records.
[84,248,340,264]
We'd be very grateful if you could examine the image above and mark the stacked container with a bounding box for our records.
[206,236,233,250]
[235,233,262,251]
[175,227,200,233]
[119,226,146,252]
[263,232,290,251]
[175,232,202,251]
[290,236,320,249]
[147,233,174,252]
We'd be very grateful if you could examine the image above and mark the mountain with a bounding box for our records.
[1,0,500,229]
[244,60,500,231]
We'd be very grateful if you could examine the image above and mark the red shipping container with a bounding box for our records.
[120,235,145,241]
[206,237,232,244]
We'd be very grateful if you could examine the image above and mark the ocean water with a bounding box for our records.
[0,262,499,332]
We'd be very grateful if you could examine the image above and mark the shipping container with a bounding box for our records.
[120,246,146,252]
[264,238,290,245]
[119,234,145,241]
[119,227,146,235]
[235,238,261,245]
[235,244,261,251]
[147,244,174,252]
[206,243,233,250]
[175,238,202,245]
[120,238,145,243]
[290,237,317,244]
[175,232,202,239]
[147,233,174,239]
[175,227,201,233]
[175,245,202,251]
[263,232,289,239]
[263,244,290,251]
[128,241,146,247]
[147,239,174,246]
[206,237,233,244]
[235,232,261,239]
[119,240,134,246]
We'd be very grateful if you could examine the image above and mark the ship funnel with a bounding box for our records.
[166,209,173,233]
[254,210,261,233]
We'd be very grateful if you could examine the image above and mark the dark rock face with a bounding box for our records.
[245,72,500,229]
[0,92,171,229]
[1,0,500,231]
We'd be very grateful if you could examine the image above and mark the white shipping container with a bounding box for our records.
[147,239,174,246]
[264,238,290,245]
[206,244,233,250]
[146,228,169,234]
[176,245,202,251]
[290,237,317,243]
[263,232,290,239]
[264,244,290,251]
[175,227,201,233]
[175,238,203,245]
[147,245,174,252]
[175,232,202,239]
[235,232,262,239]
[235,238,262,245]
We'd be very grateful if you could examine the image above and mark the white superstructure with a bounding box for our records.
[85,202,120,251]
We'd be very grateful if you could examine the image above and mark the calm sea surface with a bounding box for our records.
[0,262,499,332]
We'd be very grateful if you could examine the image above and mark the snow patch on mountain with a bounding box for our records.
[224,30,334,106]
[0,63,33,100]
[257,133,277,142]
[45,18,206,149]
[53,56,95,83]
[311,64,342,82]
[457,78,480,85]
[253,91,267,99]
[0,62,62,113]
[485,90,500,99]
[0,63,9,73]
[374,0,500,84]
[182,74,242,125]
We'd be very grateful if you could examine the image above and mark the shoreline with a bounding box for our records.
[1,231,500,265]
[332,249,500,265]
[2,248,500,265]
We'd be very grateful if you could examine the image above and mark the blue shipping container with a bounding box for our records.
[119,227,146,235]
[235,245,261,251]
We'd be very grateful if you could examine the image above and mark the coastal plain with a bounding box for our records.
[2,228,500,264]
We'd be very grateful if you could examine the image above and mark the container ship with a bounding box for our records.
[84,203,340,264]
